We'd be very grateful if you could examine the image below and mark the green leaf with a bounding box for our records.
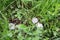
[16,24,27,29]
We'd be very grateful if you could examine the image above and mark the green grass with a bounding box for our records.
[0,0,60,40]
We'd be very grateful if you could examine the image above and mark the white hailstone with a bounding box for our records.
[9,23,15,30]
[32,17,38,24]
[36,22,43,28]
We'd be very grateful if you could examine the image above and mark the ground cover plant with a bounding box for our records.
[0,0,60,40]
